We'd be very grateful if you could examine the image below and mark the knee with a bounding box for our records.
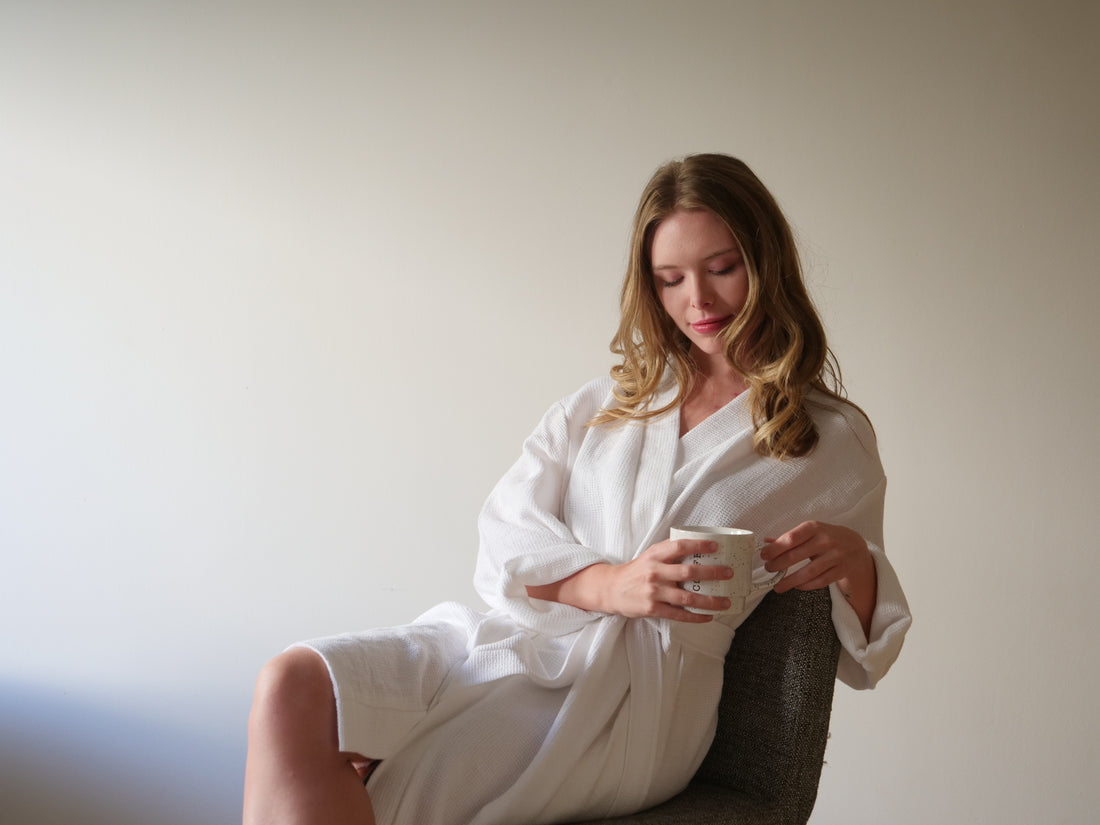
[249,647,335,736]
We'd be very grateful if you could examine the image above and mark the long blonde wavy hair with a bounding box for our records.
[591,153,850,460]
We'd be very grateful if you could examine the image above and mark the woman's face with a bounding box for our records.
[650,208,749,362]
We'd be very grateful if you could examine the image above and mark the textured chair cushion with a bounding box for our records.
[568,784,784,825]
[569,587,841,825]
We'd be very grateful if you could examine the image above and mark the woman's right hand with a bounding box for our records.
[526,539,733,622]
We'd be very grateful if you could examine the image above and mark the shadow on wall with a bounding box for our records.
[0,681,244,825]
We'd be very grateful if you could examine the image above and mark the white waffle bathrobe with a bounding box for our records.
[299,376,911,825]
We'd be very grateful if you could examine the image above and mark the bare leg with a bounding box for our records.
[243,647,377,825]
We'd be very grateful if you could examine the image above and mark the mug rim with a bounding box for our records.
[671,526,753,537]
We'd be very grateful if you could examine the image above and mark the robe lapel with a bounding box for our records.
[654,391,756,541]
[628,381,681,556]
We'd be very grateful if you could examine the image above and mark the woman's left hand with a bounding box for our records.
[761,521,877,635]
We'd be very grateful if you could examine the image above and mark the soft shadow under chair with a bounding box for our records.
[571,586,842,825]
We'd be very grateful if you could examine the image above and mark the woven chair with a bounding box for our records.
[571,586,841,825]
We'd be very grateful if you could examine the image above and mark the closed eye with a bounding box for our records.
[710,259,743,276]
[657,276,683,288]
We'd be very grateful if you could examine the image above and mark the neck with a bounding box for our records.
[689,348,745,390]
[685,358,747,415]
[679,355,748,435]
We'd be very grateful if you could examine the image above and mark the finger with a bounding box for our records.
[666,562,734,583]
[762,521,820,560]
[763,533,823,572]
[689,564,735,582]
[763,544,797,573]
[795,573,843,592]
[648,539,718,563]
[772,557,821,592]
[775,559,838,593]
[760,535,795,564]
[659,581,733,614]
[657,597,728,623]
[668,539,719,560]
[640,587,717,622]
[786,520,825,543]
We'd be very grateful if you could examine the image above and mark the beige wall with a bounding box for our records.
[2,2,1097,822]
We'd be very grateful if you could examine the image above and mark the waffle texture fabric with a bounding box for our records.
[295,375,911,825]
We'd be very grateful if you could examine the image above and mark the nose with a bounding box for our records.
[688,274,713,308]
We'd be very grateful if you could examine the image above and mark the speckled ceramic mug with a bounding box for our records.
[672,526,785,614]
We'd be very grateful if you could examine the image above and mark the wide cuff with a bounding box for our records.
[830,544,912,690]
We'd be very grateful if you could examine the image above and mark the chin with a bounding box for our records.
[689,337,727,356]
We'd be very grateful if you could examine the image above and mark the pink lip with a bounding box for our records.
[690,316,732,334]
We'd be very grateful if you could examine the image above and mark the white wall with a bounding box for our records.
[2,2,1097,823]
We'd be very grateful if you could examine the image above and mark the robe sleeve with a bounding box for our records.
[822,477,912,690]
[473,393,609,637]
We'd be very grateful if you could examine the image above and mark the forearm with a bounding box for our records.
[834,545,911,689]
[837,552,877,638]
[525,563,612,612]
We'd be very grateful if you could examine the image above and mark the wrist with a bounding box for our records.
[564,562,613,612]
[838,550,877,636]
[840,544,876,592]
[529,563,613,612]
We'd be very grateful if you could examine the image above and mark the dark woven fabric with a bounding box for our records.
[568,588,841,825]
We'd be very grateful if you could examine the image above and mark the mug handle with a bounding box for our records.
[753,568,785,591]
[752,540,785,591]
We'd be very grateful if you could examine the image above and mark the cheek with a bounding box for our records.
[656,289,676,318]
[737,287,750,311]
[725,277,750,311]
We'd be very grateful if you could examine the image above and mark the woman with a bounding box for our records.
[243,153,911,825]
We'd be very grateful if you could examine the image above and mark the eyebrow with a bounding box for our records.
[652,247,740,272]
